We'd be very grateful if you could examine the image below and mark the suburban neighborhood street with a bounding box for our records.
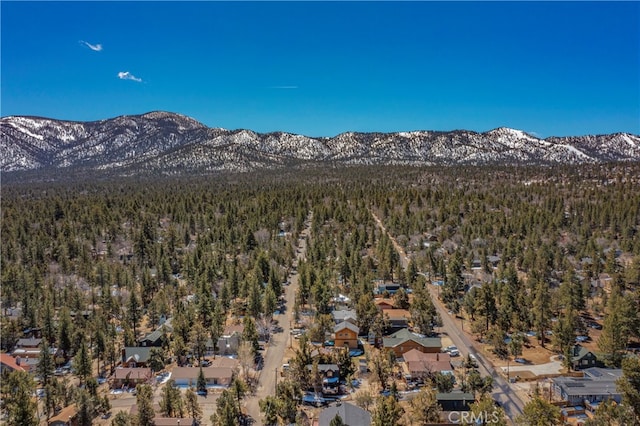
[371,210,525,421]
[426,284,526,420]
[244,213,312,425]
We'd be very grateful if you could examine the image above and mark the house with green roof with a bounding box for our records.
[382,328,441,357]
[570,344,597,370]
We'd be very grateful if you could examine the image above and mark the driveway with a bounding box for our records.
[501,356,563,377]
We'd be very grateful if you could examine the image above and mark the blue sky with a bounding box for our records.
[2,2,638,138]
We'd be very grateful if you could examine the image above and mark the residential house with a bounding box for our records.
[318,402,371,426]
[172,367,234,387]
[215,324,244,356]
[374,283,401,295]
[138,327,167,347]
[334,322,359,349]
[383,309,411,330]
[12,337,42,361]
[593,273,613,293]
[570,345,597,370]
[331,309,358,325]
[10,355,38,373]
[305,363,340,378]
[551,369,622,406]
[374,298,396,311]
[383,329,441,357]
[48,404,77,426]
[112,367,152,388]
[122,347,152,368]
[487,255,501,268]
[437,392,473,411]
[402,349,452,380]
[15,337,42,349]
[208,357,240,370]
[305,363,340,395]
[0,353,27,374]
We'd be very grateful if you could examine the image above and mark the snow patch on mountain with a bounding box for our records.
[1,112,639,175]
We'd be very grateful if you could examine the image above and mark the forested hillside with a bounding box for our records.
[1,164,639,424]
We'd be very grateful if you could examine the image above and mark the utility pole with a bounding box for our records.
[275,367,278,393]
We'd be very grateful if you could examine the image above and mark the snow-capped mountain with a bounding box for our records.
[2,112,639,176]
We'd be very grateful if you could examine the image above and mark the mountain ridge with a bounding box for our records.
[2,111,639,176]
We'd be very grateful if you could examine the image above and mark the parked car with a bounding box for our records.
[468,354,478,366]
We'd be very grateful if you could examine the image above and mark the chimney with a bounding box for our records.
[16,356,21,366]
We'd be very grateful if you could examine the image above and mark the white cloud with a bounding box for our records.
[118,71,142,83]
[79,40,103,51]
[269,86,298,89]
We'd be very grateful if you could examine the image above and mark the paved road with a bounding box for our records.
[426,284,525,420]
[371,210,525,421]
[244,213,312,425]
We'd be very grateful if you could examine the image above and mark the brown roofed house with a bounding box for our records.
[48,404,77,426]
[374,298,396,311]
[0,353,27,374]
[402,349,452,380]
[384,309,411,329]
[172,367,234,387]
[334,321,359,349]
[112,367,152,388]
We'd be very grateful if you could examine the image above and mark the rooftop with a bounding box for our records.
[318,402,371,426]
[383,328,441,349]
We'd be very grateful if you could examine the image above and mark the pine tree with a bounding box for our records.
[160,379,184,417]
[1,371,39,426]
[214,389,241,426]
[329,414,346,426]
[76,388,94,426]
[148,347,165,373]
[372,395,404,426]
[58,307,74,358]
[135,384,155,426]
[111,411,134,426]
[407,386,442,425]
[242,316,260,354]
[597,287,630,367]
[189,321,208,362]
[185,388,203,421]
[532,279,551,348]
[73,340,92,386]
[37,338,55,387]
[617,356,640,419]
[263,282,277,319]
[197,366,207,394]
[515,396,560,426]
